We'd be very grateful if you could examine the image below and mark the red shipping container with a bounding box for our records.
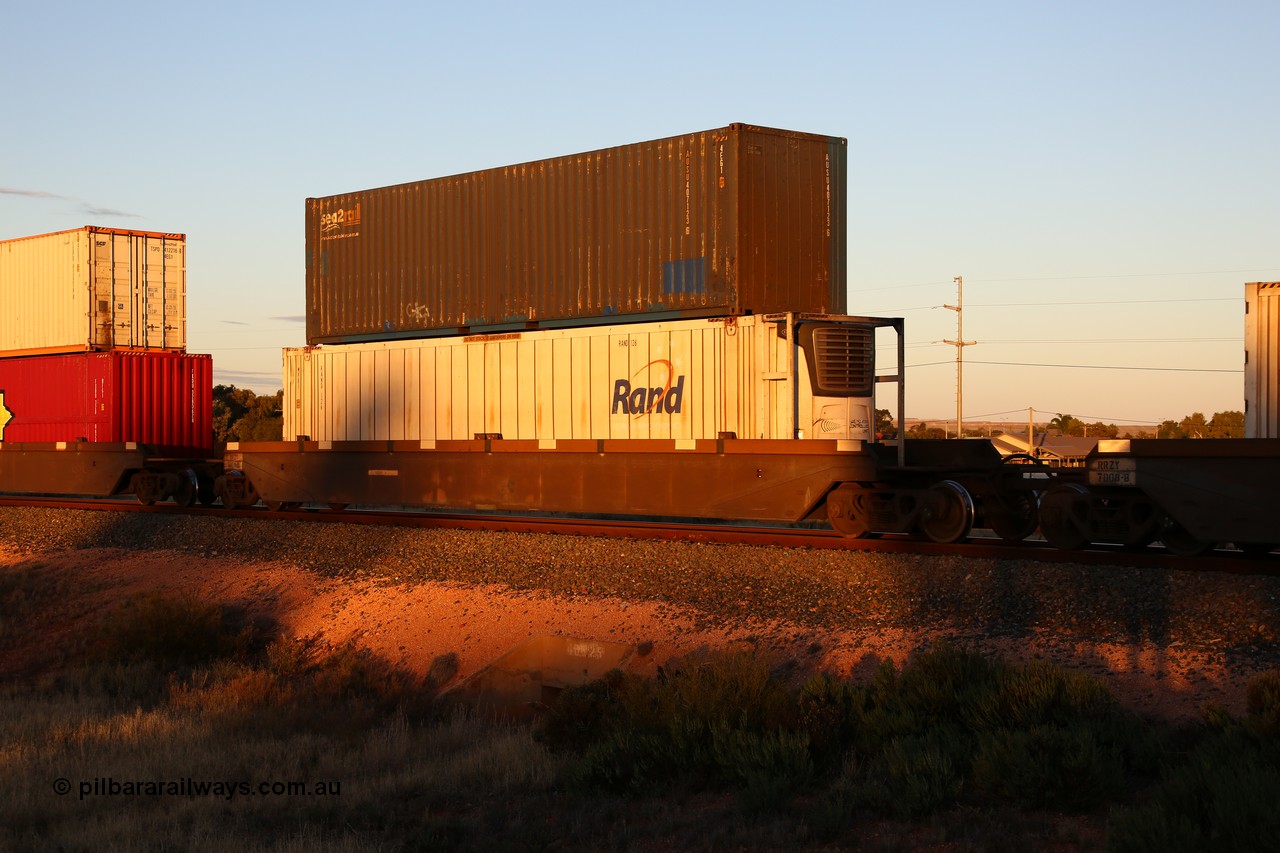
[0,351,212,456]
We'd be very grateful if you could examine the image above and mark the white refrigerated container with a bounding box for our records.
[283,313,878,444]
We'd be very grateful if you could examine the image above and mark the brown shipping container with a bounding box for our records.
[306,124,847,344]
[0,227,186,356]
[1245,282,1280,438]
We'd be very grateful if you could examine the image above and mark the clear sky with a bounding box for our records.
[2,1,1276,426]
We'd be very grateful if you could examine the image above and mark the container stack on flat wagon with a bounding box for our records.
[219,124,913,524]
[236,124,1058,545]
[0,227,212,457]
[288,123,889,445]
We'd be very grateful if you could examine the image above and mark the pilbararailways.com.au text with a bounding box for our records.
[55,777,341,801]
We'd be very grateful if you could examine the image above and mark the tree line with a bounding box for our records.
[213,385,283,444]
[1155,410,1244,439]
[882,410,1246,440]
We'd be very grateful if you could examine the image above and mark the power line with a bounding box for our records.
[1029,408,1164,425]
[860,296,1239,314]
[903,359,1238,374]
[980,336,1237,344]
[970,297,1238,308]
[920,407,1232,427]
[971,267,1280,284]
[853,267,1280,294]
[963,408,1034,419]
[968,360,1238,374]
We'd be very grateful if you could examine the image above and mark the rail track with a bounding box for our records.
[1,495,1274,575]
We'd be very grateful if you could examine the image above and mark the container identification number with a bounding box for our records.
[1088,458,1137,486]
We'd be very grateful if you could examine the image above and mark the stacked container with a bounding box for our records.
[1245,281,1280,439]
[0,227,212,455]
[305,123,848,343]
[0,227,186,354]
[292,124,875,444]
[283,315,876,443]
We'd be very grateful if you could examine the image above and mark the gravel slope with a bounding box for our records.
[2,506,1278,721]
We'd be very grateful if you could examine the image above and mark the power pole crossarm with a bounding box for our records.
[944,275,977,437]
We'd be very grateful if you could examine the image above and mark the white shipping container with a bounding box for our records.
[0,227,185,356]
[1245,281,1280,439]
[284,314,878,444]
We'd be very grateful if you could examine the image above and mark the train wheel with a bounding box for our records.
[825,486,870,538]
[129,473,162,506]
[1117,500,1160,549]
[986,492,1039,542]
[197,474,217,506]
[1039,484,1089,550]
[328,503,349,512]
[919,480,974,544]
[172,470,199,507]
[214,472,259,509]
[1160,520,1214,557]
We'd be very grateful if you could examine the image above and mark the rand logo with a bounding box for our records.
[611,360,686,415]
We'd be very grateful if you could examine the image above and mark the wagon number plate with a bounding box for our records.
[1089,458,1137,486]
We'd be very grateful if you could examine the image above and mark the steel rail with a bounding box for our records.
[0,495,1274,574]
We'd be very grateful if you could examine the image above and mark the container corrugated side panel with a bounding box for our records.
[736,126,847,317]
[305,124,846,344]
[0,229,92,354]
[0,227,186,357]
[0,351,210,454]
[104,351,212,454]
[283,316,827,442]
[1245,282,1280,439]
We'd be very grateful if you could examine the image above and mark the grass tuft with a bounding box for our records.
[98,592,256,668]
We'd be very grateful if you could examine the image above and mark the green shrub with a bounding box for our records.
[539,668,647,750]
[849,645,998,755]
[964,659,1116,733]
[850,732,964,819]
[0,561,70,648]
[565,729,680,793]
[972,722,1126,810]
[99,593,254,667]
[1247,669,1280,736]
[166,635,429,736]
[655,650,798,735]
[551,643,1167,823]
[276,638,425,733]
[797,673,861,771]
[712,726,814,813]
[1107,729,1280,853]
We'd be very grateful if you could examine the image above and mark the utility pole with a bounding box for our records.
[944,275,976,438]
